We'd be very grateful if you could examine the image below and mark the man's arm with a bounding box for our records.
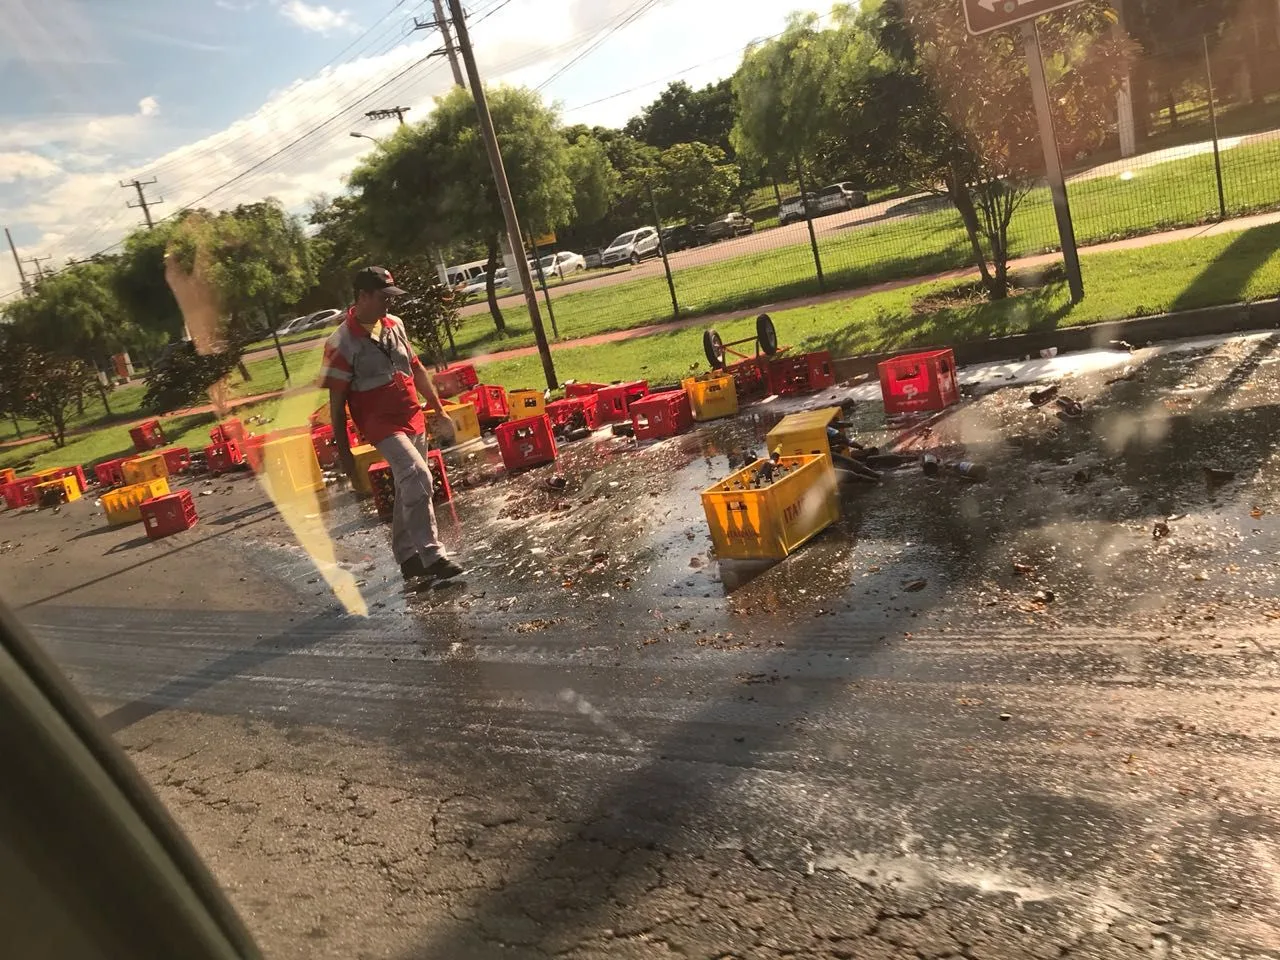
[328,389,355,478]
[412,364,447,417]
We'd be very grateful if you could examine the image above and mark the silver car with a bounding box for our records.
[816,182,869,214]
[601,227,661,267]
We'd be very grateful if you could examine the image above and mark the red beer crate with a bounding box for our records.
[1,477,40,509]
[129,418,167,452]
[427,448,452,503]
[242,434,268,472]
[629,391,693,441]
[495,415,558,471]
[53,465,88,493]
[595,380,649,423]
[431,363,479,399]
[139,490,198,540]
[878,348,958,416]
[311,424,339,469]
[544,395,601,431]
[565,381,607,399]
[159,447,191,476]
[205,440,244,474]
[767,351,835,396]
[0,468,14,486]
[94,458,128,488]
[210,418,246,445]
[724,356,772,402]
[458,385,510,427]
[368,461,396,521]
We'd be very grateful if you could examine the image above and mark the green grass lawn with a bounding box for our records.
[470,220,1280,391]
[440,136,1280,363]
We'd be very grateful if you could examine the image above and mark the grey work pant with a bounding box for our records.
[373,431,445,567]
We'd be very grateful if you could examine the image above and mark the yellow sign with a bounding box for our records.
[532,231,556,247]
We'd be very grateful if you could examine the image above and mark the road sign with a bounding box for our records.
[962,0,1085,35]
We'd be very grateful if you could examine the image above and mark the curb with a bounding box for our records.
[830,298,1280,380]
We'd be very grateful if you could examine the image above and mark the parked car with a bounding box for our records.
[275,315,308,336]
[778,193,820,225]
[297,308,343,332]
[704,212,755,241]
[536,251,587,278]
[601,226,661,267]
[462,273,489,295]
[660,223,706,252]
[816,182,869,214]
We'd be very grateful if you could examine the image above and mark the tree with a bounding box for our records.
[7,345,98,448]
[350,85,575,336]
[307,193,370,308]
[2,259,139,415]
[731,11,843,187]
[563,133,617,227]
[624,79,737,156]
[387,257,467,367]
[141,341,240,414]
[651,141,741,223]
[828,0,1130,298]
[115,220,192,346]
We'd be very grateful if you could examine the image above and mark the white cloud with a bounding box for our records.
[278,0,355,34]
[0,152,61,183]
[0,0,828,300]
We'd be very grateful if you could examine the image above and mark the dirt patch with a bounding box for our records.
[911,263,1067,314]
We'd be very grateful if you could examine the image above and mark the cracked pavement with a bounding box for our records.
[6,332,1280,958]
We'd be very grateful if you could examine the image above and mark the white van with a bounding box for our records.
[443,260,487,288]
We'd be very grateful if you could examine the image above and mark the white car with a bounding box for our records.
[816,182,868,214]
[275,315,308,336]
[601,228,660,267]
[462,274,489,295]
[534,251,587,279]
[297,308,343,331]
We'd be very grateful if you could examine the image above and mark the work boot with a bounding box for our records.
[422,556,466,583]
[400,555,429,582]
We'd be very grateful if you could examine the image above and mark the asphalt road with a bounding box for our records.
[6,331,1280,958]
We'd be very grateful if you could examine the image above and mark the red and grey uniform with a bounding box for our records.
[320,309,446,567]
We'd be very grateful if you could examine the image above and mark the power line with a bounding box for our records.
[121,178,164,229]
[535,0,666,92]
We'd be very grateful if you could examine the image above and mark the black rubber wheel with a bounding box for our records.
[756,314,778,356]
[630,253,640,265]
[703,329,726,369]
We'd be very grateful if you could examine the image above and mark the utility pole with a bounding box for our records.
[121,177,163,229]
[446,0,557,389]
[365,107,411,125]
[24,255,51,281]
[415,2,467,90]
[5,227,29,295]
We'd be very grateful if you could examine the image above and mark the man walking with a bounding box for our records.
[320,266,465,586]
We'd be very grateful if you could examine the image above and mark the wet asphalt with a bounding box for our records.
[5,331,1280,959]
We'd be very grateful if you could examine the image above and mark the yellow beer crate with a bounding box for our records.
[263,434,323,497]
[765,407,842,461]
[102,477,170,526]
[701,454,838,561]
[121,453,169,486]
[682,373,738,422]
[507,388,546,421]
[35,476,81,507]
[350,443,382,496]
[431,401,481,445]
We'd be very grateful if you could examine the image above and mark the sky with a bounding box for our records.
[0,0,829,300]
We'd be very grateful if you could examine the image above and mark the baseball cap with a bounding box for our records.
[352,265,407,296]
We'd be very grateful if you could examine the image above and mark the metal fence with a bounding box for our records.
[454,25,1280,372]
